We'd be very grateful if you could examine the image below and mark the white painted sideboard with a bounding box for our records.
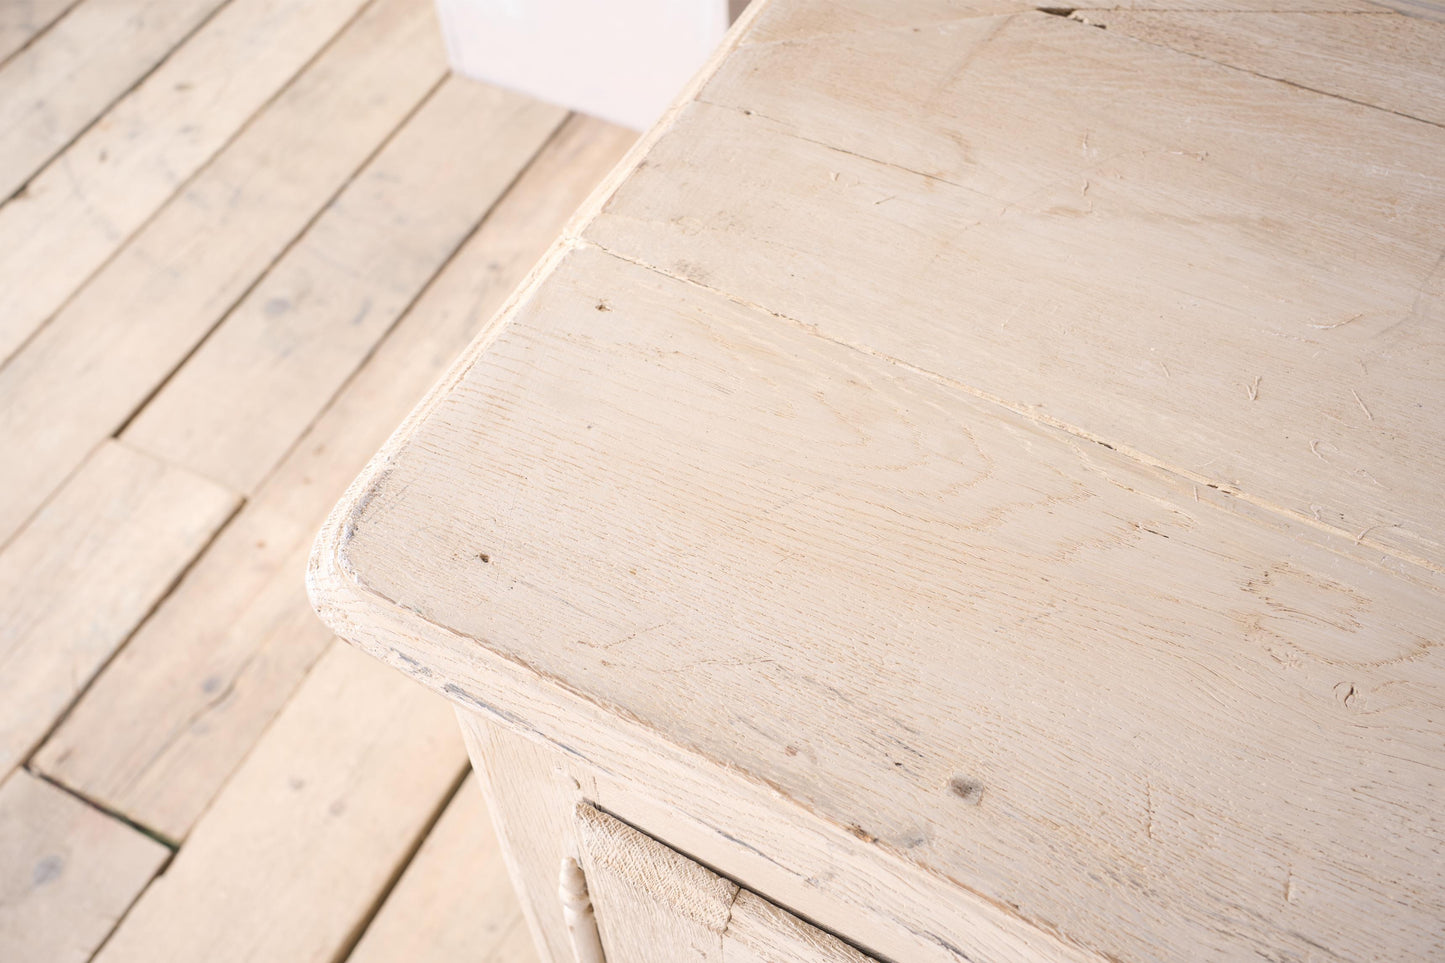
[311,0,1445,959]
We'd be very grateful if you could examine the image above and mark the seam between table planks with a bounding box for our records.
[574,235,1442,582]
[563,6,1445,581]
[1064,10,1445,129]
[734,6,1402,51]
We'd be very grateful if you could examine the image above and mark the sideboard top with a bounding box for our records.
[310,3,1445,961]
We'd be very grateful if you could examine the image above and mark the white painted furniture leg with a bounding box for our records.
[432,0,736,130]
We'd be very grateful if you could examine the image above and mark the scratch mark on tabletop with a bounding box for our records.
[1356,468,1385,489]
[1308,313,1361,330]
[1145,780,1156,840]
[1354,522,1399,545]
[601,622,668,651]
[1350,388,1372,421]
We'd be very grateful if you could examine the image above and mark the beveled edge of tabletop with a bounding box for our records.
[304,0,778,672]
[299,246,1108,963]
[302,337,1109,963]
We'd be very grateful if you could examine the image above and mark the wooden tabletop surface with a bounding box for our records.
[310,2,1445,961]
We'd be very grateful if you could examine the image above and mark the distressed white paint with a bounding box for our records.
[558,857,606,963]
[312,3,1445,961]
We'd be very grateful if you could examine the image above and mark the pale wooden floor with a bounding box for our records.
[0,0,634,958]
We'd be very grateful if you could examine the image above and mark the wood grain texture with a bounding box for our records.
[34,115,635,841]
[0,0,445,549]
[1372,0,1445,18]
[311,5,1445,960]
[321,243,1445,962]
[90,641,466,963]
[1078,10,1445,127]
[461,711,591,963]
[0,440,236,776]
[591,11,1445,571]
[122,77,566,493]
[0,769,169,963]
[579,806,875,963]
[35,521,334,842]
[455,660,1103,963]
[739,0,1387,43]
[0,0,228,201]
[0,0,80,66]
[0,0,372,365]
[345,775,538,963]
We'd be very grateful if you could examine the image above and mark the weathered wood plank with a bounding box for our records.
[0,0,78,66]
[0,769,169,963]
[34,522,336,841]
[0,0,229,201]
[579,806,876,963]
[0,440,236,776]
[122,77,568,493]
[0,0,373,365]
[325,244,1445,962]
[740,0,1388,44]
[581,805,743,963]
[33,115,636,841]
[1077,11,1445,127]
[456,685,1094,963]
[460,712,589,963]
[89,642,466,963]
[0,0,445,549]
[1363,0,1444,18]
[345,775,538,963]
[589,11,1445,570]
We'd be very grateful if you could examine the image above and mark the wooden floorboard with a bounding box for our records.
[345,774,540,963]
[0,769,170,963]
[88,641,468,963]
[0,0,374,366]
[0,0,446,549]
[0,440,236,777]
[33,113,635,843]
[0,0,636,952]
[0,0,81,67]
[122,76,567,493]
[0,0,231,202]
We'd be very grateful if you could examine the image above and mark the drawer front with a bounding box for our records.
[576,805,879,963]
